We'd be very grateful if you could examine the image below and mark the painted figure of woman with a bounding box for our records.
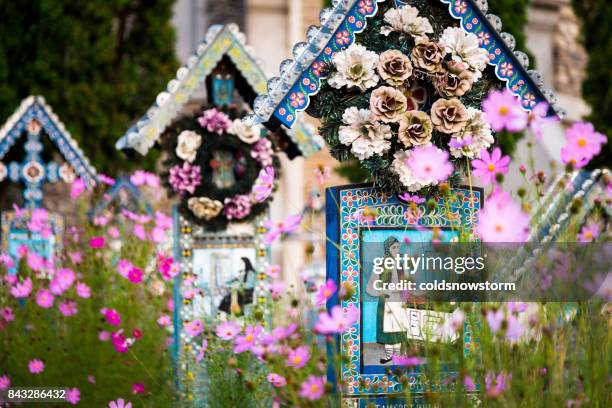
[367,236,407,364]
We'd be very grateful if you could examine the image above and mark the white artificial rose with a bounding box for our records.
[328,44,379,91]
[439,27,489,80]
[175,130,202,163]
[230,119,261,144]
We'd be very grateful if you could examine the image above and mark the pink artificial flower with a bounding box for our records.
[28,359,45,374]
[68,252,83,265]
[482,89,528,132]
[99,174,116,186]
[169,162,201,195]
[99,330,111,342]
[314,165,331,185]
[486,309,504,333]
[223,194,252,220]
[472,148,510,185]
[233,325,262,353]
[89,237,105,249]
[10,277,32,298]
[485,371,511,398]
[108,398,132,408]
[132,383,145,395]
[101,308,122,327]
[286,346,310,369]
[577,221,600,243]
[314,305,359,334]
[315,279,337,306]
[197,108,232,134]
[267,373,287,387]
[157,315,172,327]
[71,179,87,199]
[407,144,454,183]
[184,320,204,337]
[253,166,275,202]
[267,280,285,300]
[478,189,529,242]
[59,300,78,317]
[527,102,557,141]
[76,282,91,298]
[1,307,14,323]
[36,289,55,309]
[298,375,325,400]
[0,374,10,390]
[263,214,302,245]
[65,387,80,405]
[264,265,281,279]
[464,375,476,392]
[216,321,241,340]
[392,355,425,367]
[127,267,143,284]
[111,330,129,353]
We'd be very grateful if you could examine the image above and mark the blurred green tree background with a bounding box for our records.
[572,0,612,168]
[0,0,178,173]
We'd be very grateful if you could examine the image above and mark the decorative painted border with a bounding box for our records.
[247,0,560,129]
[0,96,98,189]
[325,183,481,397]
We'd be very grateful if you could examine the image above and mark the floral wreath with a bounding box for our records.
[314,2,502,195]
[161,106,280,230]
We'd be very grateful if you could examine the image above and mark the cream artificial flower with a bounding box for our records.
[230,119,261,144]
[450,108,494,159]
[380,6,433,38]
[328,44,379,91]
[338,107,392,160]
[0,162,6,182]
[390,149,435,192]
[175,130,202,163]
[439,27,489,80]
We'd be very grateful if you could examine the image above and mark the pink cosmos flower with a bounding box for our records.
[169,162,201,195]
[197,108,232,134]
[505,315,525,342]
[127,267,143,284]
[564,122,607,161]
[472,148,510,185]
[4,274,17,285]
[76,282,91,298]
[253,166,275,202]
[392,355,425,367]
[314,305,359,334]
[101,308,122,327]
[314,165,331,185]
[99,331,111,342]
[132,328,142,340]
[263,214,302,245]
[87,375,96,384]
[264,265,281,279]
[1,307,14,323]
[315,279,337,306]
[59,300,78,317]
[68,252,83,265]
[89,237,105,249]
[70,179,87,199]
[54,268,76,291]
[109,398,132,408]
[286,346,310,368]
[0,374,10,390]
[27,208,52,238]
[267,373,287,387]
[0,253,15,269]
[486,309,504,333]
[407,145,454,183]
[397,193,425,205]
[36,289,55,309]
[560,146,589,169]
[111,330,129,353]
[151,227,166,244]
[99,174,115,185]
[132,383,145,395]
[26,252,46,271]
[464,375,476,392]
[478,189,529,242]
[298,376,325,400]
[485,371,511,398]
[577,221,600,242]
[131,170,159,188]
[158,255,179,281]
[65,387,80,405]
[184,320,204,337]
[482,89,528,132]
[10,277,32,298]
[17,244,28,258]
[28,359,45,374]
[94,215,110,226]
[155,212,172,229]
[267,280,285,300]
[117,259,133,278]
[195,339,208,362]
[233,325,262,353]
[157,315,172,327]
[215,321,241,340]
[132,224,147,241]
[527,102,557,141]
